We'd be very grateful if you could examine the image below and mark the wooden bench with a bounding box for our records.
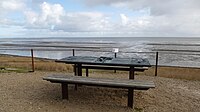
[74,65,148,77]
[43,75,155,108]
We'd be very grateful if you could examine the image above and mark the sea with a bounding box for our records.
[1,37,200,68]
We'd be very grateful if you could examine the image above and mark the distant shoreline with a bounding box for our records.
[1,37,200,68]
[148,43,200,46]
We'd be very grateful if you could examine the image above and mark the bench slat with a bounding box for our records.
[43,75,155,90]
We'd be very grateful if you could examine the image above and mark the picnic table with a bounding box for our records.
[43,56,154,108]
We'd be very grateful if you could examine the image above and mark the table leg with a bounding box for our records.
[74,64,78,90]
[86,68,88,77]
[74,64,77,76]
[77,64,82,76]
[76,64,82,88]
[129,66,135,79]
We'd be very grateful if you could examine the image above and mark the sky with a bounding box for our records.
[0,0,200,38]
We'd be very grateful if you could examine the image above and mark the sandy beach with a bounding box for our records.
[0,71,200,112]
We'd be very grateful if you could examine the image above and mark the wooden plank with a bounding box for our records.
[43,75,155,89]
[81,65,147,72]
[81,65,147,78]
[82,65,129,71]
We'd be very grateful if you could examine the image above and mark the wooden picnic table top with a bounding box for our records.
[56,56,151,67]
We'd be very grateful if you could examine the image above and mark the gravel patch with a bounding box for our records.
[0,71,199,112]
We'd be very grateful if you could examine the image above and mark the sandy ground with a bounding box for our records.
[0,71,200,112]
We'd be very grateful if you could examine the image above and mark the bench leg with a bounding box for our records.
[128,88,134,108]
[62,83,68,99]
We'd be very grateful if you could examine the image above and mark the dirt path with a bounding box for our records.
[0,71,199,112]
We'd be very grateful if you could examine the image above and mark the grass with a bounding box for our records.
[0,55,73,72]
[1,54,200,80]
[142,66,200,80]
[0,67,28,73]
[134,107,143,112]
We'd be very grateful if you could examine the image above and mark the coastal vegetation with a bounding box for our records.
[1,54,200,80]
[0,54,73,73]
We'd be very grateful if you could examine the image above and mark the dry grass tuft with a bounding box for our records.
[0,55,73,72]
[35,61,73,72]
[141,66,200,80]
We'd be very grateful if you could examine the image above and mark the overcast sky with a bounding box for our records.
[0,0,200,38]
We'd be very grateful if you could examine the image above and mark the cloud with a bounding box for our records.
[25,2,64,27]
[0,0,27,29]
[24,2,112,32]
[1,0,200,37]
[59,12,112,32]
[120,14,129,26]
[81,0,200,36]
[82,0,200,15]
[23,0,200,37]
[0,0,26,14]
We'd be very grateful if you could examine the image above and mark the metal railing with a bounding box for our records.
[1,48,200,76]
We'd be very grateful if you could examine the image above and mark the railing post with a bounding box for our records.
[155,52,158,76]
[114,52,117,73]
[31,49,35,72]
[72,49,75,56]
